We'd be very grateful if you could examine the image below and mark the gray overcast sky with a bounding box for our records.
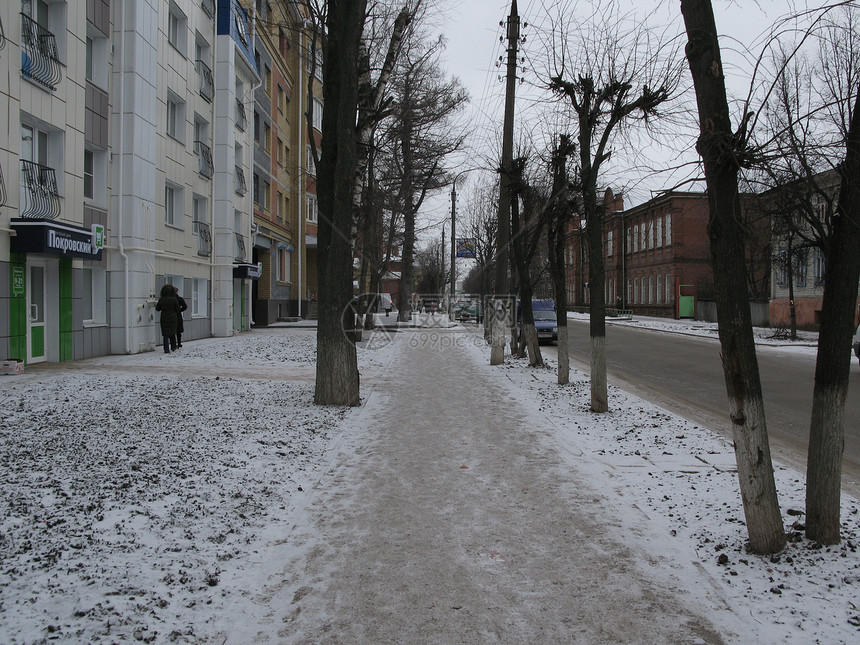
[428,0,799,221]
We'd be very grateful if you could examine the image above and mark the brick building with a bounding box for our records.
[565,189,769,319]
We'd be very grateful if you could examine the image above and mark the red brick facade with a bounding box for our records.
[564,190,769,319]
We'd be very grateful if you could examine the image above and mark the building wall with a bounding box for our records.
[564,191,769,320]
[0,1,260,365]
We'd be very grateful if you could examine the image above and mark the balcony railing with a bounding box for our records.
[21,13,62,90]
[201,0,216,19]
[235,98,247,131]
[20,160,61,219]
[196,59,214,102]
[0,163,7,208]
[197,222,212,257]
[196,141,214,179]
[235,233,247,262]
[234,166,247,195]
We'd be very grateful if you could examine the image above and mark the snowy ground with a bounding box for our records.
[1,316,858,643]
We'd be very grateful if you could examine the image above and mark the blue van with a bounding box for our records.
[517,299,558,344]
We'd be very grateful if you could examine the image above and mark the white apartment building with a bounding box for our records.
[0,0,260,364]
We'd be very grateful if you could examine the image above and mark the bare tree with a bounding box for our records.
[748,3,860,545]
[681,0,786,554]
[544,0,681,412]
[387,35,468,322]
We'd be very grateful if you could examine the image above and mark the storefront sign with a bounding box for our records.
[11,266,25,297]
[10,219,105,260]
[233,262,261,280]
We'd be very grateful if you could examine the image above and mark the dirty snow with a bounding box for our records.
[0,318,858,643]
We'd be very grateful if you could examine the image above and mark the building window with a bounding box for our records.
[606,230,613,257]
[307,146,316,177]
[306,193,318,223]
[665,274,672,303]
[793,249,808,288]
[813,248,825,286]
[633,278,639,304]
[165,183,182,227]
[665,215,672,245]
[276,190,284,223]
[168,1,187,56]
[263,181,270,210]
[632,224,639,253]
[278,246,291,282]
[657,275,662,304]
[83,149,94,200]
[648,221,655,250]
[264,123,271,152]
[192,194,207,235]
[657,217,663,248]
[254,111,261,142]
[253,173,260,205]
[626,279,632,306]
[166,93,185,142]
[649,275,655,304]
[82,267,107,325]
[776,248,789,287]
[311,97,323,131]
[192,277,209,317]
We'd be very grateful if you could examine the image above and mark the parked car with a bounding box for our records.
[517,299,558,344]
[458,301,483,322]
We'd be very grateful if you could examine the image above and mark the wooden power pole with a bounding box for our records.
[491,0,520,365]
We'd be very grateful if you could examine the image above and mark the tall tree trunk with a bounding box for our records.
[806,89,860,545]
[582,175,608,412]
[681,0,785,554]
[314,0,367,407]
[548,137,573,385]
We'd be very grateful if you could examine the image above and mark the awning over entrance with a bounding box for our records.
[11,218,105,260]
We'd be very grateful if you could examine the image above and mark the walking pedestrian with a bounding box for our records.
[155,283,180,353]
[173,285,188,347]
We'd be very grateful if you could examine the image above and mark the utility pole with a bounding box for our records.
[450,185,457,321]
[491,0,520,365]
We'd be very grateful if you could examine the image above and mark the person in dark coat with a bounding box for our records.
[155,283,180,353]
[173,285,188,347]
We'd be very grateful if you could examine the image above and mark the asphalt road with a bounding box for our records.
[554,318,860,500]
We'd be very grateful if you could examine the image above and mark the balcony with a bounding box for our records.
[21,13,63,90]
[201,0,216,19]
[196,59,214,102]
[236,98,247,131]
[20,160,61,219]
[234,166,247,195]
[196,141,214,179]
[197,222,212,257]
[235,233,247,262]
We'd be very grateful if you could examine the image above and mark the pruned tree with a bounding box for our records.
[544,0,681,412]
[546,135,578,385]
[508,157,550,366]
[681,0,786,554]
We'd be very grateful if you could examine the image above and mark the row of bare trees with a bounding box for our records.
[308,0,466,406]
[311,0,858,552]
[450,0,859,553]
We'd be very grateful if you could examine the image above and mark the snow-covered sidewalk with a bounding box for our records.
[1,322,858,643]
